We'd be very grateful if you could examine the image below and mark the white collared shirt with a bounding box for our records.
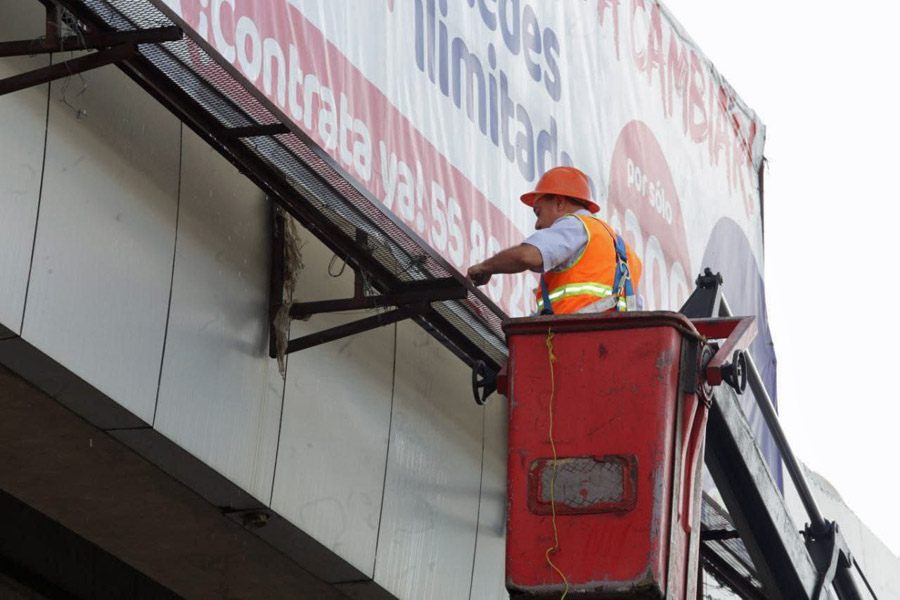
[522,209,593,273]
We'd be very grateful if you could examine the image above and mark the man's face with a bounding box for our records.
[533,194,565,230]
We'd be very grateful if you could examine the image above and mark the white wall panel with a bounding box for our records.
[374,320,484,600]
[153,130,283,502]
[21,62,180,423]
[0,1,48,333]
[272,232,395,577]
[469,396,509,600]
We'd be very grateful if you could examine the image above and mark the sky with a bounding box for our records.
[661,0,900,558]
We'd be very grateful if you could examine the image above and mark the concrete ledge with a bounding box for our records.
[110,427,266,513]
[224,510,372,585]
[0,363,353,600]
[0,335,146,430]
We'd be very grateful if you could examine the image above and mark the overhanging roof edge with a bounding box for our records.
[46,0,509,371]
[142,0,506,317]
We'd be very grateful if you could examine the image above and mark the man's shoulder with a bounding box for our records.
[575,213,614,232]
[550,212,590,229]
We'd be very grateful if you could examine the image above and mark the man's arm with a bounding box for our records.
[467,243,543,286]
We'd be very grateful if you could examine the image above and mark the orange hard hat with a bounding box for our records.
[520,166,600,213]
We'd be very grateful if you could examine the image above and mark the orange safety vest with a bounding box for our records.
[534,214,643,314]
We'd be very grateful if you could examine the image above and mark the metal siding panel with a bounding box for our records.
[21,60,180,423]
[153,130,283,502]
[374,320,483,600]
[469,396,509,600]
[0,1,48,333]
[272,233,395,578]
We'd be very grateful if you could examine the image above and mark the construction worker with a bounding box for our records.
[467,166,642,314]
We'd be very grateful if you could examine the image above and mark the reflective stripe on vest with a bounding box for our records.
[533,214,631,315]
[534,282,627,311]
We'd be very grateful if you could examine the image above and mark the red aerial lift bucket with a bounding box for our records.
[501,311,755,599]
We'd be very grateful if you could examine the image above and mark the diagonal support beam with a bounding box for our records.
[0,42,136,96]
[286,303,430,353]
[289,278,465,319]
[285,277,466,353]
[0,26,181,57]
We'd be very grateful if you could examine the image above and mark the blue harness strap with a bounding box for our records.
[612,233,634,312]
[539,227,634,316]
[539,274,554,315]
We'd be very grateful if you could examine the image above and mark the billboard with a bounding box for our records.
[159,0,778,470]
[159,0,765,315]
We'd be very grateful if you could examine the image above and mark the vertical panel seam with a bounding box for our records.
[152,123,183,428]
[19,62,53,336]
[266,356,289,507]
[268,225,290,506]
[468,407,488,600]
[371,322,399,580]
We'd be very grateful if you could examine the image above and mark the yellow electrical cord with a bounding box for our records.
[544,329,569,600]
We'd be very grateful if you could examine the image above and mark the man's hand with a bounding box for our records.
[467,263,492,286]
[466,244,543,287]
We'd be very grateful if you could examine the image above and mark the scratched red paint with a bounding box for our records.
[504,312,707,599]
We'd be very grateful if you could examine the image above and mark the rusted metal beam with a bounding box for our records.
[268,208,286,359]
[286,277,465,353]
[0,26,181,57]
[286,303,430,353]
[289,277,465,319]
[0,42,135,96]
[44,3,60,52]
